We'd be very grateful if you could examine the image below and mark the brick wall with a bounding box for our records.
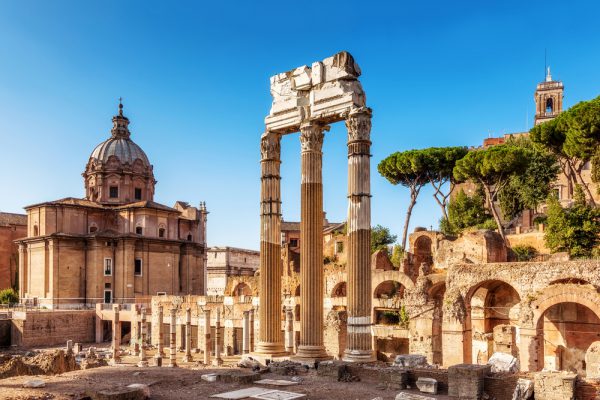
[484,375,521,400]
[10,310,96,347]
[576,379,600,400]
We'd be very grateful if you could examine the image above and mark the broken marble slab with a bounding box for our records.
[251,391,306,400]
[255,379,299,386]
[210,387,271,399]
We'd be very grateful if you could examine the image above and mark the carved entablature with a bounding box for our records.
[260,131,281,161]
[346,107,372,143]
[265,51,368,134]
[299,123,328,153]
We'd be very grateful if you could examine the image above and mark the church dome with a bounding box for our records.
[89,136,150,167]
[88,102,150,167]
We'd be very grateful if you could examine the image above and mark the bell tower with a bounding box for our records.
[534,67,564,125]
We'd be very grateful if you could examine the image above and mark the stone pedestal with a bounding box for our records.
[182,307,193,362]
[293,122,331,363]
[448,364,490,400]
[168,308,178,368]
[255,131,287,358]
[343,108,375,362]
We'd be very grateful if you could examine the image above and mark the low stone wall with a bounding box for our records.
[11,310,96,347]
[406,369,449,393]
[484,375,522,400]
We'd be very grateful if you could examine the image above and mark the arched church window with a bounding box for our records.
[89,226,98,233]
[33,225,39,236]
[158,227,165,238]
[546,97,554,114]
[187,234,192,241]
[136,226,143,235]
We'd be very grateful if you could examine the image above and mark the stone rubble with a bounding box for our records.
[487,352,519,373]
[415,377,438,394]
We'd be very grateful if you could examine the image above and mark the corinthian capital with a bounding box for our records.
[345,107,372,143]
[299,122,329,153]
[260,131,281,161]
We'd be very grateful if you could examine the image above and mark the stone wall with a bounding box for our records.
[10,310,96,347]
[0,216,27,289]
[0,319,11,346]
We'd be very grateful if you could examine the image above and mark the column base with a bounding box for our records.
[254,341,287,357]
[291,345,332,365]
[342,349,376,363]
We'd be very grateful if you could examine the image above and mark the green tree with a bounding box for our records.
[453,145,531,241]
[439,188,495,235]
[378,150,430,250]
[421,147,469,221]
[390,244,405,267]
[371,225,397,254]
[544,187,600,257]
[497,136,559,221]
[0,288,18,304]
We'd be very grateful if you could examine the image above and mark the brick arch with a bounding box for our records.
[372,270,414,292]
[465,279,522,306]
[530,284,600,328]
[224,277,257,297]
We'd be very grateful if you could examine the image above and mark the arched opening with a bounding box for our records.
[135,226,143,235]
[430,282,446,365]
[467,280,521,364]
[546,97,554,114]
[232,282,252,297]
[33,225,39,236]
[89,225,98,233]
[294,285,300,297]
[413,236,433,268]
[374,280,405,299]
[536,302,600,374]
[187,234,192,241]
[158,227,165,238]
[331,282,347,297]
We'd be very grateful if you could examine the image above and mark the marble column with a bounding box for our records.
[138,308,148,367]
[249,309,255,353]
[294,121,330,362]
[213,308,223,366]
[157,305,165,357]
[203,310,211,365]
[168,308,178,367]
[182,307,193,362]
[112,305,121,363]
[242,310,250,354]
[343,108,376,362]
[285,307,294,354]
[255,131,286,356]
[132,308,140,356]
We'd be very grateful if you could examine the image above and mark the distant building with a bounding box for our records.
[16,102,208,308]
[206,247,259,295]
[0,212,27,289]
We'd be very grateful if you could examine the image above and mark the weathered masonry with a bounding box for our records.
[257,51,375,362]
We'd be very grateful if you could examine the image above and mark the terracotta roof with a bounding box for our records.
[115,201,177,212]
[25,197,105,210]
[0,212,27,226]
[25,197,177,213]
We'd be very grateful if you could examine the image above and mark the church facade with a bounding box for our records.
[16,103,208,309]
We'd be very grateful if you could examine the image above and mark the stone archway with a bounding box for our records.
[525,284,600,374]
[258,52,373,362]
[331,282,347,297]
[466,280,521,364]
[413,235,433,266]
[232,282,252,297]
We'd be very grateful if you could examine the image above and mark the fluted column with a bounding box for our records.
[168,308,178,367]
[213,308,223,366]
[294,121,330,362]
[343,107,375,362]
[138,307,148,367]
[255,131,286,356]
[182,307,193,362]
[203,309,211,364]
[157,305,165,357]
[112,305,121,363]
[242,310,250,354]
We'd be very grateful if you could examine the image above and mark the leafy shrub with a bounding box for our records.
[511,245,537,261]
[0,288,18,304]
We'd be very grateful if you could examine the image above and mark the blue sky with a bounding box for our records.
[1,1,599,250]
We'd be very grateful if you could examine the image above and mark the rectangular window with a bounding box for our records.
[104,258,112,276]
[335,241,344,254]
[134,258,142,276]
[109,186,119,198]
[136,226,143,235]
[290,239,299,247]
[134,188,142,200]
[104,289,112,304]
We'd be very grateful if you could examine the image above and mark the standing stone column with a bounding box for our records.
[182,307,193,362]
[112,305,121,363]
[249,309,255,353]
[138,308,149,367]
[242,310,250,354]
[285,307,294,354]
[157,305,165,357]
[168,308,178,367]
[294,121,330,362]
[213,308,223,366]
[343,108,375,362]
[132,308,140,356]
[203,310,211,364]
[255,131,286,357]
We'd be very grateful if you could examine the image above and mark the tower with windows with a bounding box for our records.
[534,67,564,125]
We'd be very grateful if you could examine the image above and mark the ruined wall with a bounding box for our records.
[0,219,27,289]
[10,310,96,347]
